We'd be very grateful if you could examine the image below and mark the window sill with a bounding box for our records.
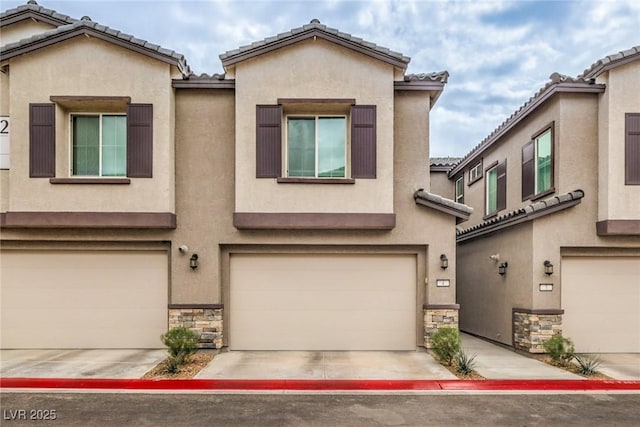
[277,177,355,184]
[483,212,499,221]
[49,178,131,185]
[530,187,556,201]
[467,175,482,187]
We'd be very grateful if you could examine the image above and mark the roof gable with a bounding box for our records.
[1,17,191,77]
[0,0,76,28]
[220,19,410,71]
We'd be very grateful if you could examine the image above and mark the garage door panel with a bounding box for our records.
[1,250,168,349]
[230,253,416,350]
[562,257,640,353]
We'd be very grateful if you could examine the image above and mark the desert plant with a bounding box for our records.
[543,334,575,365]
[430,327,461,366]
[454,348,477,376]
[573,354,601,376]
[161,327,199,373]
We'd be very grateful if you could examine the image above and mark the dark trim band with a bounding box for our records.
[277,98,356,105]
[512,308,564,315]
[50,178,131,185]
[276,177,355,184]
[1,212,177,229]
[596,220,640,236]
[233,212,396,230]
[168,304,224,309]
[423,304,460,310]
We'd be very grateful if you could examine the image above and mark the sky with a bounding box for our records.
[2,0,639,157]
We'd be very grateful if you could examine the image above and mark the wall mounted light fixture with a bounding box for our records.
[440,254,448,270]
[190,254,199,270]
[544,260,554,276]
[498,262,508,276]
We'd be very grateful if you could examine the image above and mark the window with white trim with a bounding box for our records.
[455,176,464,204]
[486,165,498,215]
[469,160,482,184]
[71,114,126,176]
[534,129,552,194]
[286,115,346,178]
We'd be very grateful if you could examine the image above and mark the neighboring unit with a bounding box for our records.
[0,1,469,350]
[443,48,640,353]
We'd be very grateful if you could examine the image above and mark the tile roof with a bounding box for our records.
[404,72,449,84]
[1,15,191,76]
[449,45,640,178]
[0,0,76,27]
[447,72,605,177]
[456,190,584,242]
[172,73,235,89]
[579,45,640,79]
[414,189,473,220]
[220,19,410,70]
[430,157,462,172]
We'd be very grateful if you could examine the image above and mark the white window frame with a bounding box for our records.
[284,114,347,179]
[469,161,482,184]
[485,164,498,216]
[69,112,127,177]
[534,128,552,194]
[455,176,464,203]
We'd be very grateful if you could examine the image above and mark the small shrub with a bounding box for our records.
[161,327,199,373]
[573,354,601,376]
[430,328,461,366]
[454,349,477,376]
[543,334,575,365]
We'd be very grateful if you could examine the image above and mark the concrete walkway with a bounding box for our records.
[195,348,457,380]
[460,333,582,379]
[588,353,640,380]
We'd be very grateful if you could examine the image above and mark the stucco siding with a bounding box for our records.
[598,61,640,220]
[234,38,395,214]
[0,20,56,46]
[6,36,175,213]
[457,222,533,346]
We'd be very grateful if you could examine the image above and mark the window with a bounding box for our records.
[28,102,153,179]
[72,114,126,176]
[522,123,554,200]
[468,160,482,185]
[256,103,376,179]
[626,113,640,185]
[286,116,346,178]
[455,176,464,204]
[535,129,552,194]
[485,160,506,217]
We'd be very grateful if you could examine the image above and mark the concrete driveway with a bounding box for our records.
[195,348,456,380]
[0,349,166,379]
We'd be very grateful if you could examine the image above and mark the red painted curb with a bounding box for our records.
[2,378,640,391]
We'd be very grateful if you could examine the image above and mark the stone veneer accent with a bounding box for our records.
[423,304,460,348]
[168,304,223,349]
[512,308,564,353]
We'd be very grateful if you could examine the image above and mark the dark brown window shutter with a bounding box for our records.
[497,160,507,212]
[29,103,56,177]
[522,140,534,200]
[625,113,640,185]
[256,105,282,178]
[351,105,376,179]
[127,103,153,178]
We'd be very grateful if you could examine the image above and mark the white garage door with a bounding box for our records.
[562,256,640,352]
[230,253,417,350]
[1,250,168,349]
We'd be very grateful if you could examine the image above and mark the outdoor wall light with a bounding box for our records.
[440,254,449,270]
[190,254,199,270]
[498,262,508,276]
[544,260,554,276]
